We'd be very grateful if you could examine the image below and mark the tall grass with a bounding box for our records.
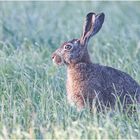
[0,1,140,139]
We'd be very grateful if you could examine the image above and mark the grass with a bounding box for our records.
[0,1,140,139]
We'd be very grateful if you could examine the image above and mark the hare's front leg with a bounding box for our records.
[67,94,85,111]
[75,97,85,112]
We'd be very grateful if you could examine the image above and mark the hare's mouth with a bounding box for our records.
[52,54,64,66]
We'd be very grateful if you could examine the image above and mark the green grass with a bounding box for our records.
[0,1,140,139]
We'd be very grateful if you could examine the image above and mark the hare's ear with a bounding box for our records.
[80,12,105,46]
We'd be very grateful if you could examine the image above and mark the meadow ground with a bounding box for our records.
[0,1,140,139]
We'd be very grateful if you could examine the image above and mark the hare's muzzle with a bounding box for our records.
[51,53,63,65]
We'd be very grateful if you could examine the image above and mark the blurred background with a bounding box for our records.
[0,1,140,47]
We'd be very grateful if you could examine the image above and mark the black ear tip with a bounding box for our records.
[87,12,105,19]
[98,12,105,22]
[100,12,105,19]
[86,12,96,18]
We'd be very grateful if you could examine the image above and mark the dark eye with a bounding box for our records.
[64,45,72,50]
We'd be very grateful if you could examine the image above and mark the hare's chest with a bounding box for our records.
[66,77,75,106]
[66,71,88,105]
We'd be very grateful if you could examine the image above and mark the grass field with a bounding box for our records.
[0,1,140,139]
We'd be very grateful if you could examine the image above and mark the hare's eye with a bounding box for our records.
[64,45,72,50]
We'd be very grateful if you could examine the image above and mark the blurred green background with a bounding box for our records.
[0,1,140,139]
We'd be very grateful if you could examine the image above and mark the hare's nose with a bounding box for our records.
[51,53,56,59]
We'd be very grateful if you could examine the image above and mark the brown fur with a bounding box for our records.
[52,12,140,112]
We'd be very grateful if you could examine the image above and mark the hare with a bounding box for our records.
[51,12,140,112]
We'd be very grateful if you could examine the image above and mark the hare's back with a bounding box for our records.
[91,64,140,97]
[88,64,140,107]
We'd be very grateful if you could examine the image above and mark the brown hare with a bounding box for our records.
[51,12,140,112]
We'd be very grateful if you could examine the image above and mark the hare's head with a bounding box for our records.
[52,12,105,66]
